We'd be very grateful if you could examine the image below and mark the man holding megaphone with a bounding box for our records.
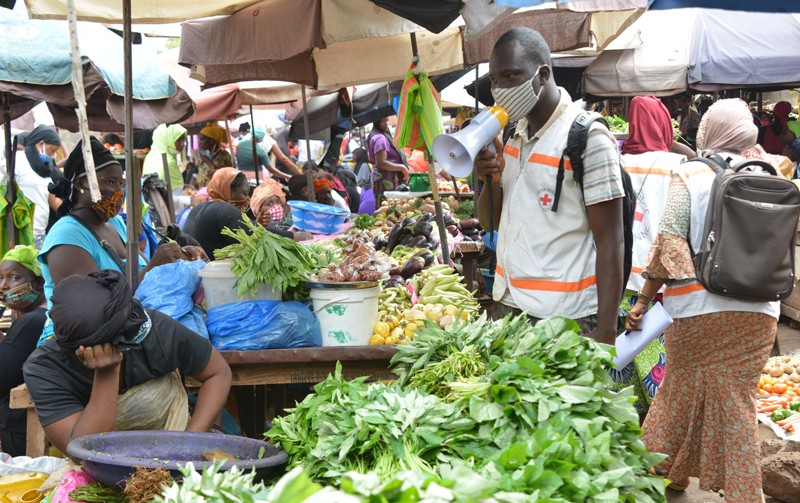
[473,27,625,345]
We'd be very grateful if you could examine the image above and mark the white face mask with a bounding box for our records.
[491,67,542,122]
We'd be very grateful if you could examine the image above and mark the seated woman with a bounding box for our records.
[40,137,203,344]
[23,270,231,454]
[184,168,299,259]
[250,180,311,242]
[0,246,47,457]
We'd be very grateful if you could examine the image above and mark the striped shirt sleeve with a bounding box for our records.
[581,124,624,206]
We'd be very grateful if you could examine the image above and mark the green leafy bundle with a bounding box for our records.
[155,463,269,503]
[214,217,321,297]
[268,364,474,481]
[354,214,376,230]
[606,115,629,133]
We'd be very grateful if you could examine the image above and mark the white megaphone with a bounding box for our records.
[433,106,509,178]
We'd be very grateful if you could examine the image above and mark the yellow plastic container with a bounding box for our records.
[0,473,48,503]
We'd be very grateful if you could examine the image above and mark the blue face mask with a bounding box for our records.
[38,153,52,164]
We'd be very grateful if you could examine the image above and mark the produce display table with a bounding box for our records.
[451,240,485,292]
[11,346,400,456]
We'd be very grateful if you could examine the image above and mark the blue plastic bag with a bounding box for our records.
[135,259,209,338]
[206,301,321,350]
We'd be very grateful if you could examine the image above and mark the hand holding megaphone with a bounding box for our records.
[432,106,508,179]
[474,137,506,183]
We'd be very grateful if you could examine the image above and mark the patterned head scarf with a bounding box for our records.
[250,179,285,214]
[621,96,674,155]
[696,99,757,155]
[2,245,42,277]
[200,123,229,146]
[207,167,243,202]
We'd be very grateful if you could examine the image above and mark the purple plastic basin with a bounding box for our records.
[66,430,288,488]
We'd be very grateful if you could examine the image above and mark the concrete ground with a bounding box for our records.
[664,318,800,503]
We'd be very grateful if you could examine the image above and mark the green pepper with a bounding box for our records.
[790,402,800,412]
[771,409,793,422]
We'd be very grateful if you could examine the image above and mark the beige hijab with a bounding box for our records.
[696,98,758,156]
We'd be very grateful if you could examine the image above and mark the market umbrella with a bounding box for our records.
[582,8,800,97]
[179,1,644,90]
[19,0,261,22]
[0,9,193,131]
[648,0,798,11]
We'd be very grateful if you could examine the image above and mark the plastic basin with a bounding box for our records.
[288,200,349,234]
[66,431,287,488]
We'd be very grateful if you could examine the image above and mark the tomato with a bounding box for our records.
[773,383,788,394]
[762,383,773,393]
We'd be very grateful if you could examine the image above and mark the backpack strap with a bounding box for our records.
[553,111,608,212]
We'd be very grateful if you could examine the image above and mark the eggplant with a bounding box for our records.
[446,224,459,237]
[373,237,388,251]
[389,265,401,277]
[400,217,416,228]
[399,234,415,247]
[426,238,440,250]
[399,256,425,279]
[410,235,428,248]
[414,250,436,267]
[418,213,433,223]
[385,279,402,288]
[460,218,480,230]
[386,223,403,251]
[411,221,433,237]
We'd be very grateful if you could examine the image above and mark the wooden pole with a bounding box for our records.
[161,153,175,223]
[409,32,450,262]
[122,0,141,289]
[473,65,480,200]
[301,86,315,202]
[66,0,100,204]
[225,119,237,169]
[249,105,260,185]
[3,92,16,249]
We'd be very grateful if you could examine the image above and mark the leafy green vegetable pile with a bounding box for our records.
[606,115,629,134]
[267,314,667,502]
[354,213,377,230]
[214,218,322,297]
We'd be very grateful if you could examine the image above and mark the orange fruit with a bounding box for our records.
[762,383,773,393]
[773,383,788,394]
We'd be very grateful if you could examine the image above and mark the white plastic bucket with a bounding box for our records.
[309,285,379,346]
[198,260,281,309]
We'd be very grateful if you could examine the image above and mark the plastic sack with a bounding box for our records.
[206,301,321,350]
[135,259,208,338]
[51,470,95,503]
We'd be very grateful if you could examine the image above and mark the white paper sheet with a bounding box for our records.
[613,302,673,369]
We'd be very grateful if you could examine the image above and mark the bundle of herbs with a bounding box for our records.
[214,218,322,297]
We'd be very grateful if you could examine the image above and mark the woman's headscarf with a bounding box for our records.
[207,167,243,202]
[49,136,121,218]
[2,245,42,277]
[741,144,795,179]
[696,99,758,155]
[313,177,333,194]
[24,125,61,178]
[621,96,674,155]
[149,124,187,156]
[200,123,229,146]
[250,179,285,214]
[51,270,149,353]
[774,101,793,125]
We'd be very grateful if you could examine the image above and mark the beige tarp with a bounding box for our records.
[23,0,260,23]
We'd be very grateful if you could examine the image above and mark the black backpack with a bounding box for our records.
[552,111,636,298]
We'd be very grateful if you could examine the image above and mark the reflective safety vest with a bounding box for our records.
[494,103,599,319]
[622,151,685,292]
[663,155,779,319]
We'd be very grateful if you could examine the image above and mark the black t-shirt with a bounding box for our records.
[22,309,213,428]
[0,308,46,456]
[183,201,249,259]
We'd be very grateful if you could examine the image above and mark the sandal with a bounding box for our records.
[650,468,690,491]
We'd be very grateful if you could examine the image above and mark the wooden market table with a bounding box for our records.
[451,240,485,292]
[11,345,399,457]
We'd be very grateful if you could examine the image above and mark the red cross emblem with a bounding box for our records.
[538,189,555,210]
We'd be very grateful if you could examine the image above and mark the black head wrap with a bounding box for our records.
[49,136,121,218]
[51,270,148,353]
[24,125,61,179]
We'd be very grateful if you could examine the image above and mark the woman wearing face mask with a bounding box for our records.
[249,179,311,242]
[196,123,233,187]
[142,124,191,213]
[39,138,203,345]
[0,246,47,457]
[15,125,63,247]
[367,118,409,209]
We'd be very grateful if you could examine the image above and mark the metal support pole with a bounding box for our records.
[161,153,175,223]
[225,119,237,169]
[249,105,260,185]
[122,0,141,290]
[301,86,315,202]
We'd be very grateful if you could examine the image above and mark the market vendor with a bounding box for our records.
[184,168,300,258]
[0,246,47,457]
[236,127,291,182]
[141,123,191,213]
[250,179,313,244]
[23,270,231,454]
[313,177,348,210]
[40,137,205,344]
[197,123,233,187]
